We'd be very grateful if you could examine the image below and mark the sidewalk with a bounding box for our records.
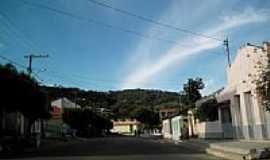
[161,138,270,160]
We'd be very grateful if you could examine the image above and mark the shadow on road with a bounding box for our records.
[8,136,204,159]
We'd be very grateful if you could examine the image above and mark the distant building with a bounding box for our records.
[111,119,141,135]
[159,108,179,120]
[161,115,188,141]
[95,107,112,116]
[50,97,81,120]
[46,97,81,137]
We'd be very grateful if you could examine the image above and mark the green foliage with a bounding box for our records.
[0,64,51,120]
[0,63,51,134]
[43,87,180,119]
[194,99,218,122]
[62,108,112,136]
[256,55,270,111]
[130,107,160,129]
[179,78,204,113]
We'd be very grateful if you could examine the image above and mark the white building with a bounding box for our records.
[46,97,81,137]
[217,42,270,140]
[51,97,81,110]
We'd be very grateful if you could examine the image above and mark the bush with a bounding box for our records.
[62,108,112,137]
[195,99,218,122]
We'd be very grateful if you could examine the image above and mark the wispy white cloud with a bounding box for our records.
[121,6,269,89]
[209,7,269,36]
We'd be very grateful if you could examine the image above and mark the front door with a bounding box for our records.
[221,103,233,139]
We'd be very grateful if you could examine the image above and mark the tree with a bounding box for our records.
[43,85,180,120]
[62,108,112,137]
[0,64,51,135]
[131,107,160,129]
[194,99,218,122]
[180,78,204,114]
[256,52,270,111]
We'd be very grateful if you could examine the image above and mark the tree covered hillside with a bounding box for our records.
[43,86,180,119]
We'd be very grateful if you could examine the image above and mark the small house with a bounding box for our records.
[171,115,188,141]
[111,119,141,135]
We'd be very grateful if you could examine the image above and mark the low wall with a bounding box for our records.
[162,119,172,139]
[196,121,223,139]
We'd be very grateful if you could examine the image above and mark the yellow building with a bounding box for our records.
[111,119,141,135]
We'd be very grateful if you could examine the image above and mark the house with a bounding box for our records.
[95,107,112,117]
[159,108,179,120]
[0,105,45,137]
[191,89,226,139]
[0,111,25,136]
[111,119,141,135]
[162,114,188,141]
[171,115,188,141]
[216,42,270,140]
[46,97,81,137]
[50,97,81,120]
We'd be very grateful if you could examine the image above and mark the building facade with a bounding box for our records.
[171,115,187,141]
[159,108,179,120]
[217,42,270,140]
[46,97,81,137]
[192,89,231,139]
[111,119,141,135]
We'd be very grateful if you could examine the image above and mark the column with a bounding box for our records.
[239,92,250,139]
[252,91,266,139]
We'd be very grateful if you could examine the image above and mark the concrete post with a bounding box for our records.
[240,93,250,139]
[251,91,265,139]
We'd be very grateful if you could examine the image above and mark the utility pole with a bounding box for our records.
[24,54,49,76]
[224,38,231,67]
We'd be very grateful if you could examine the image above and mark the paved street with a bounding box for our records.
[17,136,222,160]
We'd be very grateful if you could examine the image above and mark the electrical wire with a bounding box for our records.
[86,0,223,41]
[18,0,197,48]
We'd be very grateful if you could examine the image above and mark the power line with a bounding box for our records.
[0,54,47,83]
[86,0,223,41]
[0,55,28,69]
[24,54,49,75]
[0,53,223,90]
[17,0,195,48]
[0,10,38,51]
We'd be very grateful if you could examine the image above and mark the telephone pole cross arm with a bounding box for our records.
[24,54,49,75]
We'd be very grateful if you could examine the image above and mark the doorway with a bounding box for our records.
[220,101,233,138]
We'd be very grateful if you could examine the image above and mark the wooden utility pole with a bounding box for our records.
[224,38,231,67]
[24,54,49,75]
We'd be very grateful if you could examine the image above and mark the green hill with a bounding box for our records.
[43,86,180,119]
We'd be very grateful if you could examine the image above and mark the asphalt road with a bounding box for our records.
[13,136,222,160]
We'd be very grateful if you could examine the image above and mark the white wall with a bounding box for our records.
[196,121,223,139]
[217,42,270,140]
[51,97,81,109]
[162,119,172,139]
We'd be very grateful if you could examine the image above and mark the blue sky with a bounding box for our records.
[0,0,270,95]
